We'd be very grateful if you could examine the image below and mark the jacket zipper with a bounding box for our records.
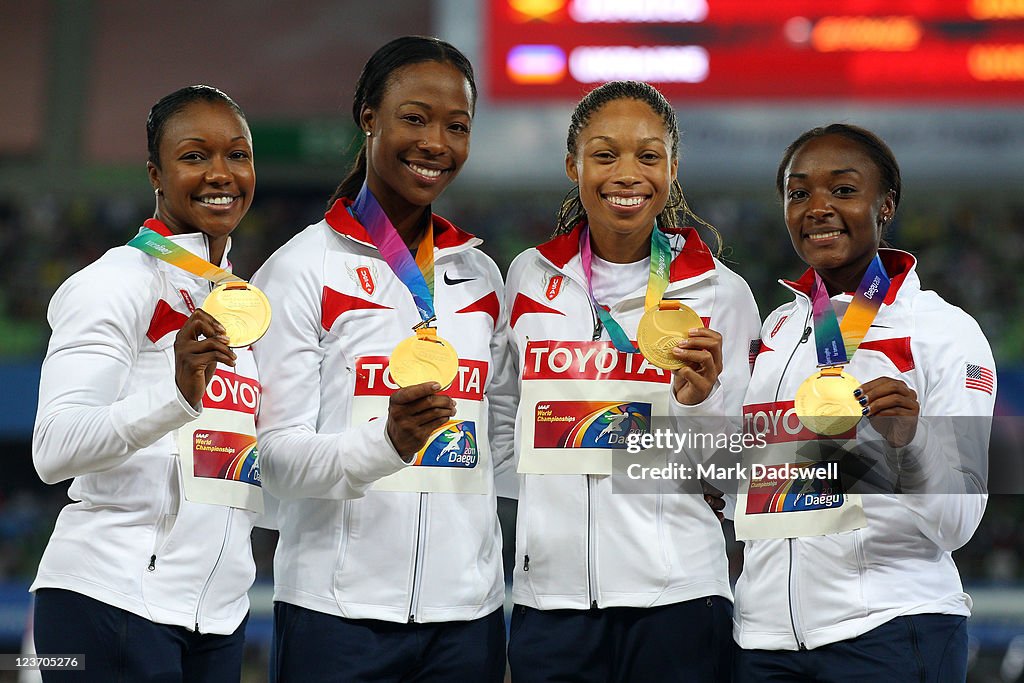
[586,475,598,609]
[408,493,428,622]
[569,263,640,609]
[205,234,216,296]
[146,459,178,572]
[780,300,813,650]
[775,319,812,402]
[787,539,807,649]
[195,508,233,632]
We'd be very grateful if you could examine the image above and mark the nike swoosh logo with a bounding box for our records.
[443,272,475,285]
[869,324,892,329]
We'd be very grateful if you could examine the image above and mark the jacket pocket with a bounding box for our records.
[145,455,182,572]
[516,477,587,601]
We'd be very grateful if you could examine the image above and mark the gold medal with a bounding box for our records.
[389,327,459,389]
[636,301,704,370]
[201,282,272,348]
[794,366,863,436]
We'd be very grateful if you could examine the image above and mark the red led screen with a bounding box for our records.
[486,0,1024,101]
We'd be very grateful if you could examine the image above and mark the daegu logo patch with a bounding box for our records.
[189,431,261,487]
[534,401,651,448]
[745,462,843,515]
[413,421,478,467]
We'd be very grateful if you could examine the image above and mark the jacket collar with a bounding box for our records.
[782,248,916,307]
[141,218,232,268]
[324,197,480,252]
[536,221,716,282]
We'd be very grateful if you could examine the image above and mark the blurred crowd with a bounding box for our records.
[3,189,1021,363]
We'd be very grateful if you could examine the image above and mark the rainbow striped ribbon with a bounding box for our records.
[809,253,891,366]
[127,227,242,284]
[351,182,435,324]
[579,223,672,353]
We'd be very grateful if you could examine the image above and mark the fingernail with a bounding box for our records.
[853,388,862,397]
[858,396,868,406]
[861,406,869,415]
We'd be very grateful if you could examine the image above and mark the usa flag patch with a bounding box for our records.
[965,363,994,395]
[748,339,762,372]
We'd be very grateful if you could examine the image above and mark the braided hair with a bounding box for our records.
[553,80,721,255]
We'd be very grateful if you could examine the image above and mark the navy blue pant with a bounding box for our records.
[508,596,734,682]
[32,588,248,683]
[270,601,506,683]
[735,614,968,682]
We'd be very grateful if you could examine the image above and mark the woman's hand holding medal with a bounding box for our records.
[174,309,237,408]
[386,382,457,462]
[856,376,919,448]
[670,328,724,406]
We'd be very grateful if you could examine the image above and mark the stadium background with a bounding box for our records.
[1,1,1022,680]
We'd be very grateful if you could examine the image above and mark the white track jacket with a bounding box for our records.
[251,200,516,624]
[31,221,260,635]
[734,250,995,650]
[505,224,761,610]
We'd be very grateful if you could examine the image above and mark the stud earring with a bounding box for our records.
[365,130,371,137]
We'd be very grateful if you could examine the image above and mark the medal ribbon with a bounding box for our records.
[351,182,436,325]
[809,253,891,366]
[579,223,672,353]
[127,220,243,284]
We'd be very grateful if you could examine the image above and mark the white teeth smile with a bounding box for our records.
[808,230,842,240]
[200,196,235,205]
[606,196,644,207]
[409,163,442,179]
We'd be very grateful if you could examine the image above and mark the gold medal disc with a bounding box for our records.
[389,328,459,389]
[636,303,704,370]
[201,282,272,348]
[794,367,863,436]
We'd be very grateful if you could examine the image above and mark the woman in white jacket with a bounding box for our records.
[505,80,760,682]
[733,124,995,681]
[32,85,262,682]
[251,36,515,682]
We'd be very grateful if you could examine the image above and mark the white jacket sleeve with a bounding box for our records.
[891,311,993,551]
[481,258,520,500]
[251,236,408,501]
[32,266,199,484]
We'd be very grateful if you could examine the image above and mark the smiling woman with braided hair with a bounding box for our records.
[503,80,760,682]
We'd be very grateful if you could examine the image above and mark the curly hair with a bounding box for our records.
[553,80,720,255]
